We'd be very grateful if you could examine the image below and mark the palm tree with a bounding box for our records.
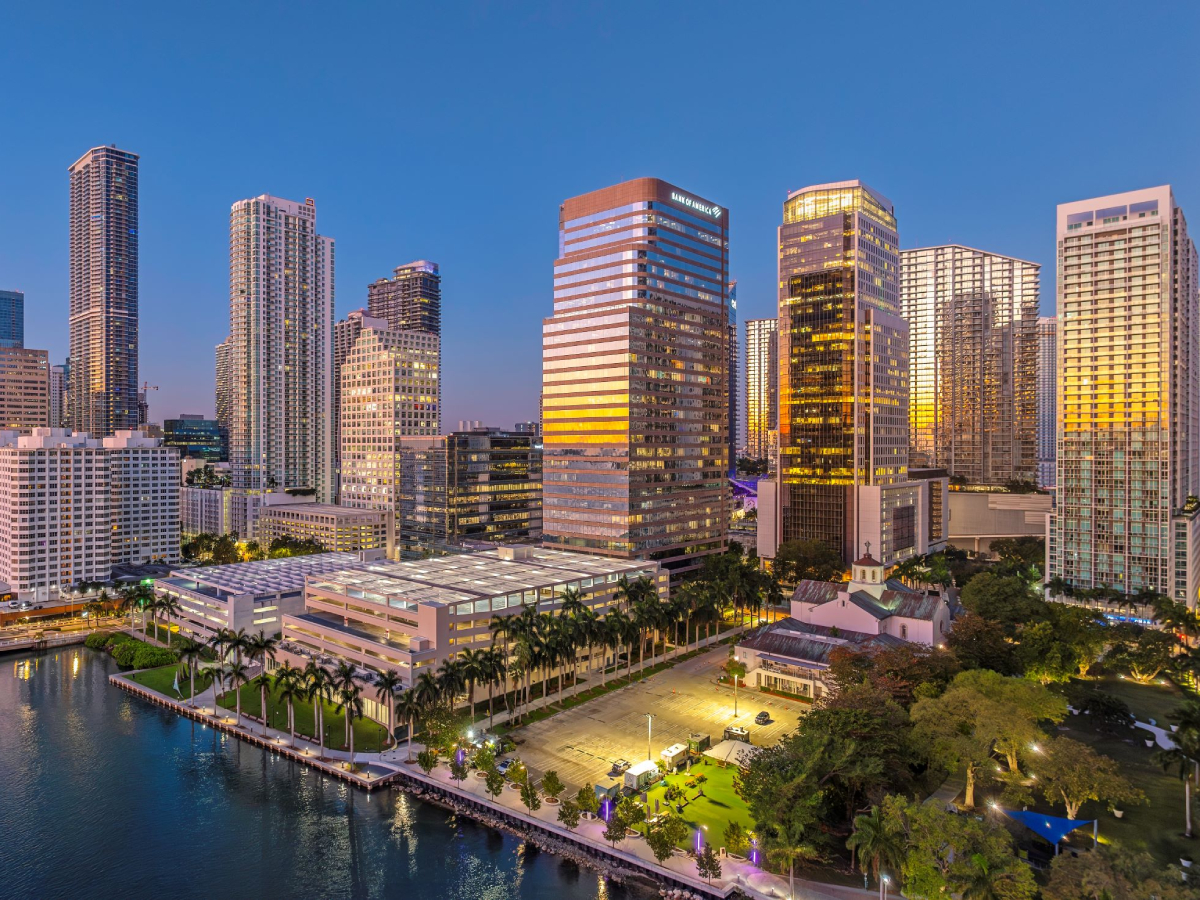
[436,657,465,711]
[1154,699,1200,838]
[226,628,251,667]
[509,639,537,722]
[209,662,228,718]
[489,614,515,712]
[158,594,182,646]
[176,638,206,708]
[332,661,359,747]
[413,670,441,715]
[246,633,279,731]
[375,670,404,748]
[482,646,504,726]
[458,648,487,721]
[226,660,250,727]
[304,663,331,758]
[336,677,364,770]
[396,688,422,762]
[275,663,303,747]
[118,588,140,629]
[846,805,905,889]
[207,627,231,663]
[766,819,819,900]
[143,595,162,641]
[600,614,622,687]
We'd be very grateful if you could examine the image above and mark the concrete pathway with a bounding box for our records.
[405,752,876,900]
[1135,719,1177,750]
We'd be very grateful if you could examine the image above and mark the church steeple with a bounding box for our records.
[851,542,885,587]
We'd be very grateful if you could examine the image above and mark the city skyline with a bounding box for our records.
[3,4,1197,430]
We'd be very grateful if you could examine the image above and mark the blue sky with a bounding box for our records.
[2,1,1197,428]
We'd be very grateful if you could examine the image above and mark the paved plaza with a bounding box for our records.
[507,645,808,792]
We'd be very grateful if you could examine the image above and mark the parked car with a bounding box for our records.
[755,711,771,725]
[495,759,515,776]
[609,759,632,776]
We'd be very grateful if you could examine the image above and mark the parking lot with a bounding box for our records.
[507,644,808,792]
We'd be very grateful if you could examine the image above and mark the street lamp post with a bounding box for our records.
[881,874,890,900]
[733,673,739,717]
[644,713,655,761]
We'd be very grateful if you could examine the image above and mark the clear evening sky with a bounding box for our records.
[2,2,1197,428]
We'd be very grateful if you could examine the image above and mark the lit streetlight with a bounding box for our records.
[881,873,890,900]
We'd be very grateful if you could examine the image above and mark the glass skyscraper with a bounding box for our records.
[900,245,1040,484]
[541,177,730,574]
[0,290,23,349]
[1049,187,1200,604]
[68,145,139,438]
[776,180,924,565]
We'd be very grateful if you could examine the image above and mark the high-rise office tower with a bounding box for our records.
[728,280,740,469]
[541,177,730,574]
[1036,316,1057,488]
[338,325,441,547]
[1049,187,1200,604]
[0,348,49,430]
[389,428,542,556]
[901,245,1040,484]
[776,180,933,566]
[214,336,233,461]
[228,195,335,506]
[68,145,139,438]
[744,318,779,460]
[49,362,68,428]
[332,309,387,497]
[0,290,23,349]
[367,260,441,335]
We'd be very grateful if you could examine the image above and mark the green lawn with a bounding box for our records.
[216,680,392,753]
[1093,674,1184,726]
[1055,710,1190,864]
[126,663,211,700]
[642,760,755,849]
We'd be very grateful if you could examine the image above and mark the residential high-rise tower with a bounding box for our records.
[900,245,1040,484]
[68,145,139,437]
[1036,316,1057,488]
[214,336,233,461]
[1049,187,1200,604]
[228,195,335,508]
[744,318,778,460]
[367,260,441,336]
[541,177,730,574]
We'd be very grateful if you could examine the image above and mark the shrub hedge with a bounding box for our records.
[87,631,177,668]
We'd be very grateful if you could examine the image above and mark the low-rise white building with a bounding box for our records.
[155,549,388,642]
[278,547,667,696]
[0,428,179,600]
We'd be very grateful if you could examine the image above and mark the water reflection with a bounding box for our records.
[1,649,636,900]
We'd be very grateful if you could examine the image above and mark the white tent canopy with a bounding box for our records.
[703,738,761,767]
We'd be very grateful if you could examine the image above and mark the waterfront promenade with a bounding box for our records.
[110,659,880,900]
